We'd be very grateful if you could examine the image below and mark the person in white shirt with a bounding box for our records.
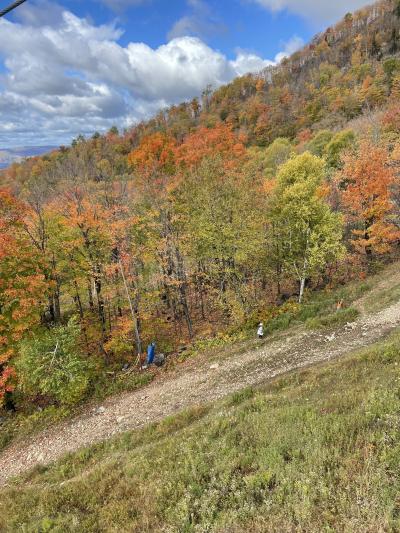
[257,322,264,339]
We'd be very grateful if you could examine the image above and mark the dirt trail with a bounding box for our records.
[1,277,400,486]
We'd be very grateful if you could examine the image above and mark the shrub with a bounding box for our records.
[16,318,91,406]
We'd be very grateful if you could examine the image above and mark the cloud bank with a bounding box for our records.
[0,5,300,147]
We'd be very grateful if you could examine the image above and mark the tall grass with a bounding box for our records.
[2,332,400,532]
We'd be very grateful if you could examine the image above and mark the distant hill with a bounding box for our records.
[129,0,400,147]
[0,146,57,169]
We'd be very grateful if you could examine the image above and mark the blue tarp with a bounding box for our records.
[147,343,155,364]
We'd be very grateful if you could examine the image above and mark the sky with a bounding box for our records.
[0,0,370,148]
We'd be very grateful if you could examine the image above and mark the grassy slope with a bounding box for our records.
[2,331,400,532]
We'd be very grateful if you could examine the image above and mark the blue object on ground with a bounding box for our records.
[147,343,156,365]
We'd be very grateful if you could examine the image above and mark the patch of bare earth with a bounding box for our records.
[1,275,400,486]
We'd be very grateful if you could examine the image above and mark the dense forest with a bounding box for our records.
[2,0,400,410]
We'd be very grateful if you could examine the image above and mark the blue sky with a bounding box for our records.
[0,0,369,147]
[63,0,311,61]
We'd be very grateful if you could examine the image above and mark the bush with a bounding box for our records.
[16,318,91,406]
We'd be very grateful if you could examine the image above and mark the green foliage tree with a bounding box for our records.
[268,153,344,303]
[383,58,400,88]
[324,130,355,169]
[16,318,90,406]
[262,138,293,179]
[175,155,263,320]
[108,126,119,136]
[306,131,333,157]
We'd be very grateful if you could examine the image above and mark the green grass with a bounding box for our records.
[0,371,154,455]
[0,406,72,454]
[305,306,359,330]
[362,282,400,313]
[2,332,400,532]
[258,280,370,337]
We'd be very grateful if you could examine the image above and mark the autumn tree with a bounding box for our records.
[261,138,293,179]
[128,132,195,338]
[175,154,263,322]
[306,130,333,157]
[268,153,344,302]
[0,189,48,405]
[175,124,261,321]
[324,130,356,169]
[337,141,399,258]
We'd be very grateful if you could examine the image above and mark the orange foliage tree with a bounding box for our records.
[0,189,48,405]
[176,123,246,170]
[336,141,400,257]
[128,132,177,194]
[128,132,194,338]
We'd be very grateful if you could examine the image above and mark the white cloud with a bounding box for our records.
[13,0,65,27]
[253,0,369,24]
[233,35,303,75]
[231,51,274,76]
[274,35,304,63]
[0,7,294,147]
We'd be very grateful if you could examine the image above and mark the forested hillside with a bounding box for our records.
[1,0,400,411]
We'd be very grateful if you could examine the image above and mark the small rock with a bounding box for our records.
[210,363,219,370]
[96,406,106,415]
[154,353,166,367]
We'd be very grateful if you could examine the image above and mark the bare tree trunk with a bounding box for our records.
[94,271,106,336]
[51,253,61,322]
[118,260,142,357]
[87,278,94,311]
[175,248,193,339]
[297,230,310,304]
[298,253,309,304]
[299,276,306,304]
[73,279,89,349]
[73,280,84,319]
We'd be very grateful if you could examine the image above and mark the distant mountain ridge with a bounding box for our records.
[0,146,57,169]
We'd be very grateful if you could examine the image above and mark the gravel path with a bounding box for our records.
[1,291,400,486]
